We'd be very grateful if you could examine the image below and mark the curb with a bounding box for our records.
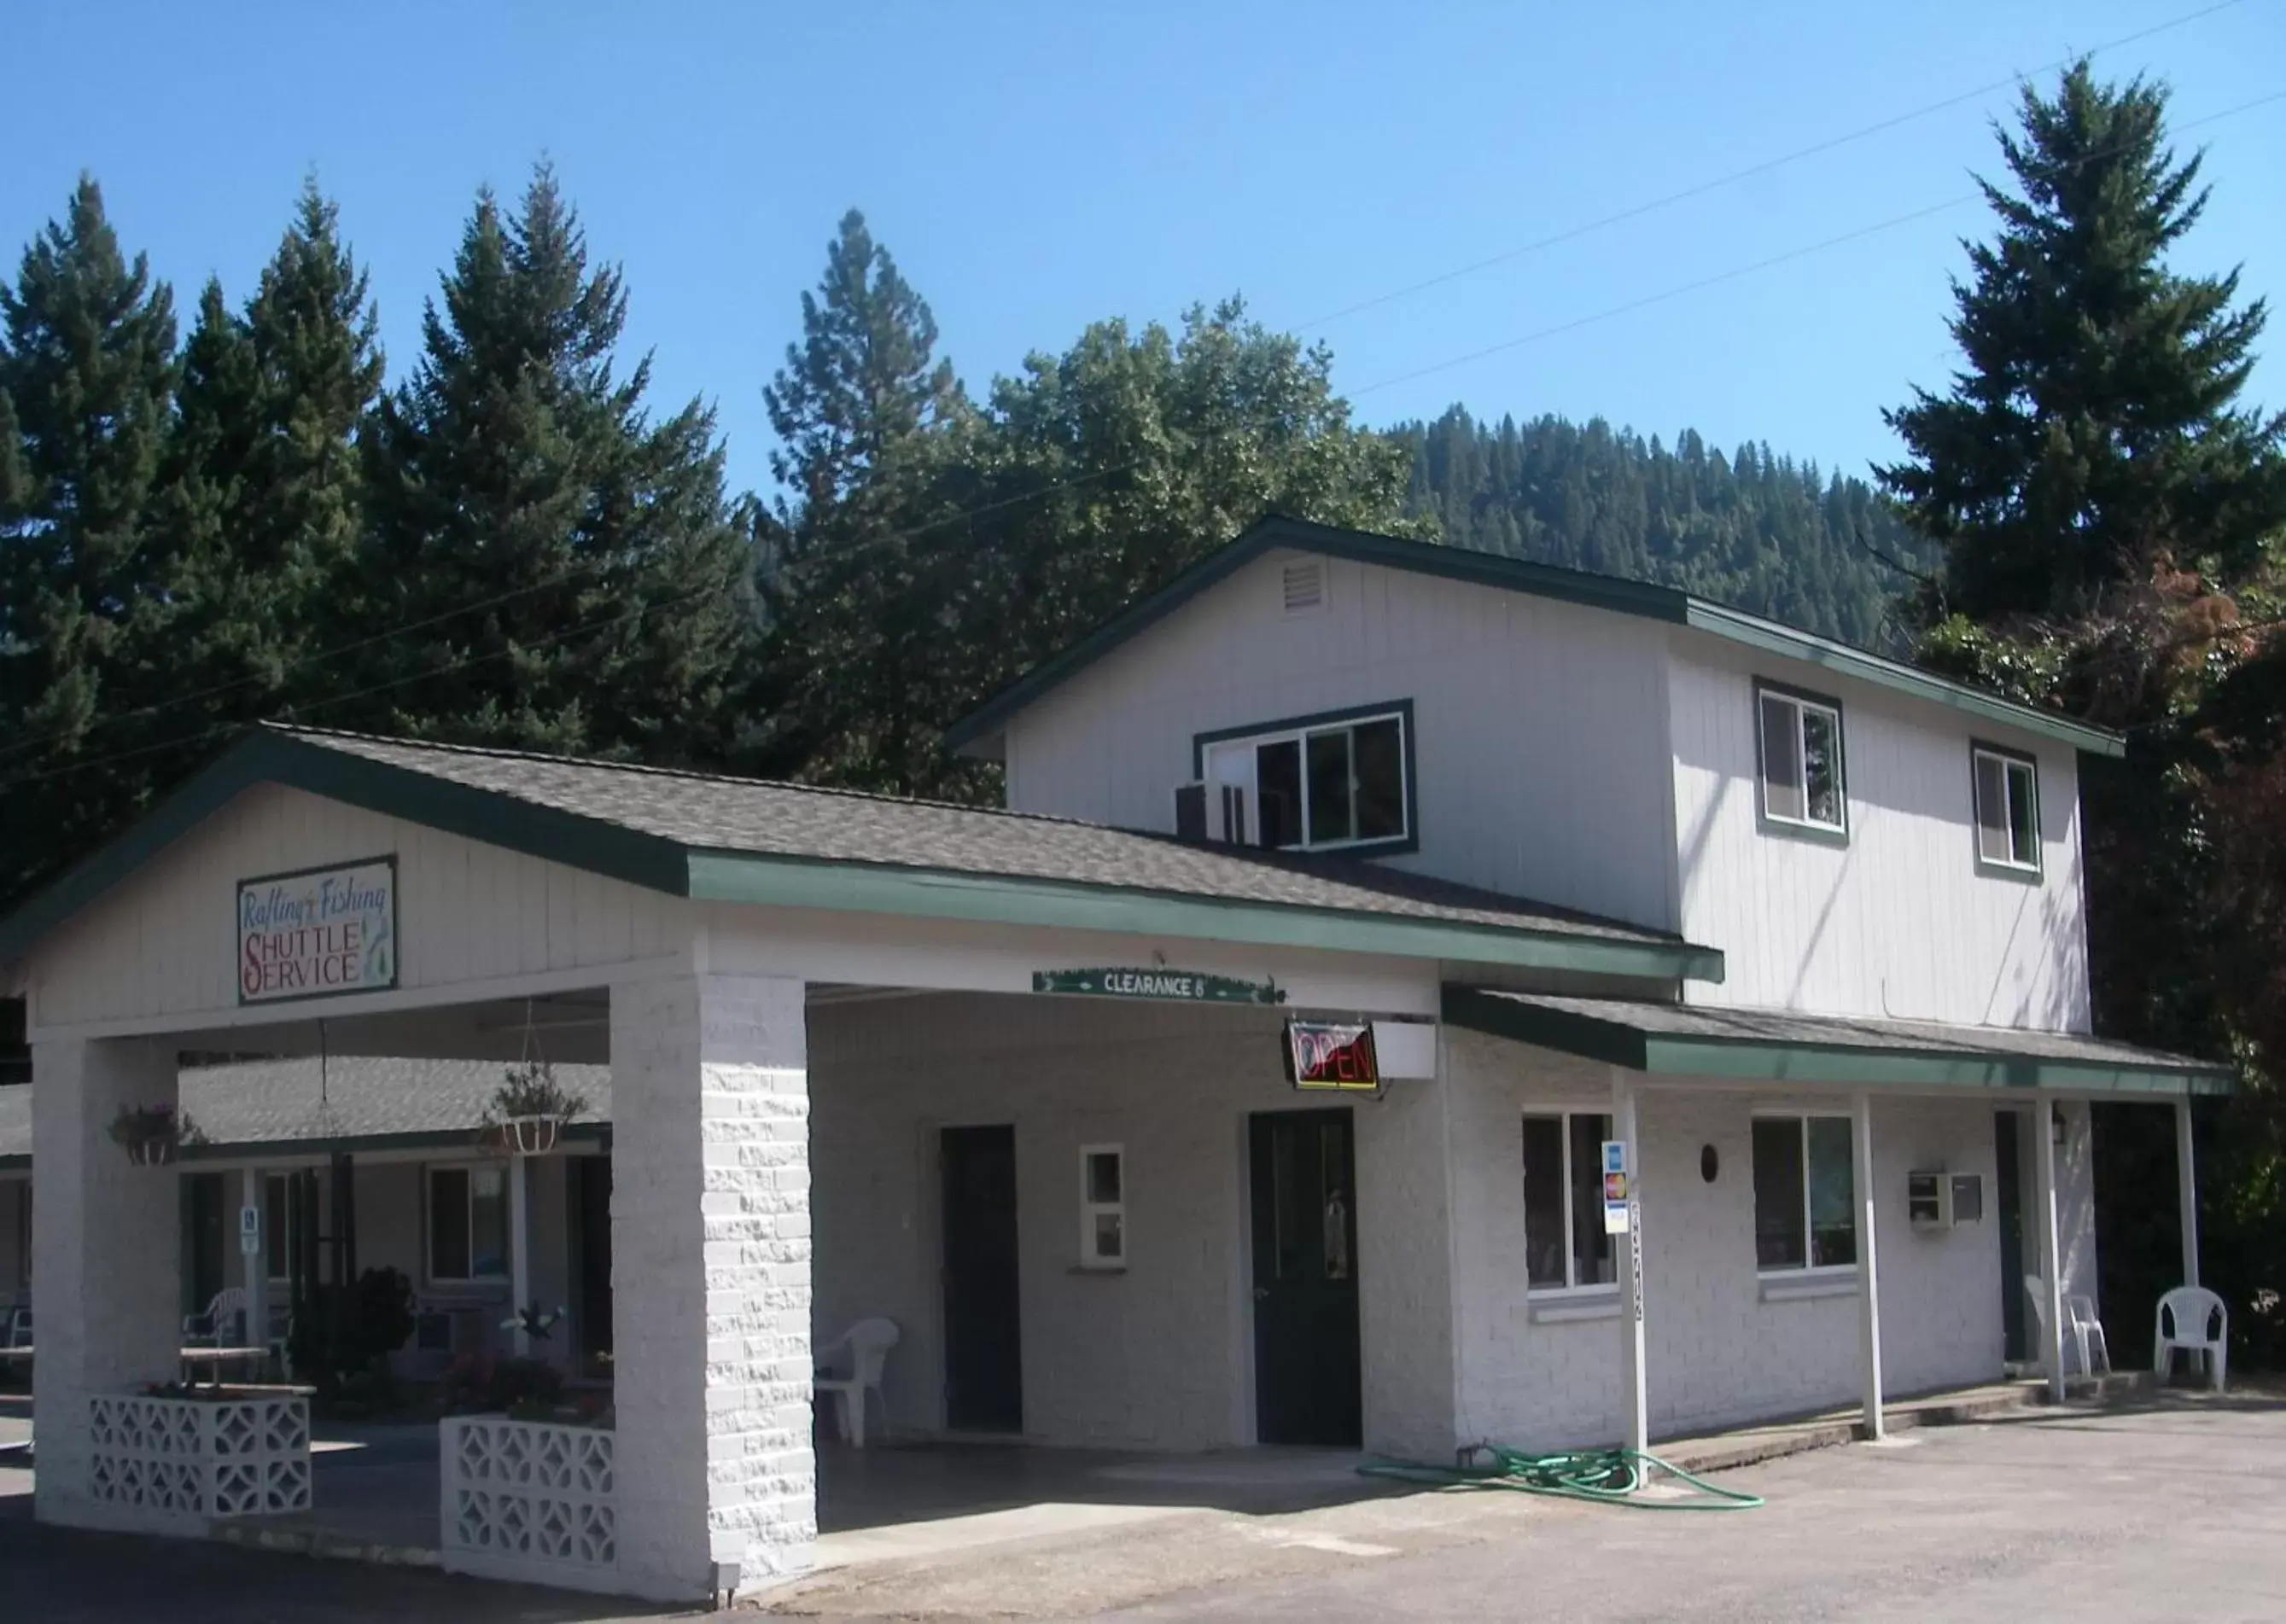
[1658,1371,2155,1477]
[210,1520,442,1569]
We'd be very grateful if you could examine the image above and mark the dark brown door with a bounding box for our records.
[1249,1109,1362,1446]
[941,1126,1023,1432]
[573,1155,615,1379]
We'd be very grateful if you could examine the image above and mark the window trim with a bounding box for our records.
[1750,1109,1860,1280]
[1193,698,1419,856]
[1078,1143,1126,1271]
[424,1162,511,1287]
[1969,741,2043,882]
[1752,679,1849,845]
[1521,1107,1618,1299]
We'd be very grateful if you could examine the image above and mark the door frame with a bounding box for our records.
[936,1121,1025,1435]
[1243,1103,1363,1447]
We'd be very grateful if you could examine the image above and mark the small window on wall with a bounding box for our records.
[1757,684,1846,837]
[428,1165,510,1283]
[1521,1112,1617,1293]
[1079,1145,1125,1268]
[1752,1115,1857,1272]
[1972,746,2041,876]
[1198,704,1412,853]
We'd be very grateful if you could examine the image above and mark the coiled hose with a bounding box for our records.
[1359,1444,1764,1510]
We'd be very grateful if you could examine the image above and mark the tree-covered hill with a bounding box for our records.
[1391,407,1939,649]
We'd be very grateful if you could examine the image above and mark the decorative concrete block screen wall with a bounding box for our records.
[86,1392,311,1530]
[440,1415,617,1592]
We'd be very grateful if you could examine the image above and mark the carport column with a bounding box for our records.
[2174,1097,2200,1289]
[1612,1068,1647,1457]
[508,1155,532,1357]
[1852,1090,1884,1440]
[2032,1092,2067,1400]
[610,973,812,1603]
[30,1036,182,1528]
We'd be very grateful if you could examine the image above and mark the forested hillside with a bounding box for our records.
[1392,407,1939,649]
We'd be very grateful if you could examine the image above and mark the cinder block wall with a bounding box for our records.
[808,993,1454,1455]
[1446,1031,2058,1449]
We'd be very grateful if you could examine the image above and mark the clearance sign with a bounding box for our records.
[236,857,399,1004]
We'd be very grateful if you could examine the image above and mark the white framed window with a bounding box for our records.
[1079,1144,1125,1268]
[262,1172,312,1287]
[1198,703,1411,853]
[1752,1114,1857,1273]
[1756,684,1846,836]
[1521,1111,1617,1294]
[426,1164,510,1284]
[1972,745,2041,875]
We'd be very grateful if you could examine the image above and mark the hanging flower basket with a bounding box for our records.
[479,1059,586,1159]
[108,1103,201,1167]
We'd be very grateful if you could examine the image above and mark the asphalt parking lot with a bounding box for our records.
[2,1392,2280,1621]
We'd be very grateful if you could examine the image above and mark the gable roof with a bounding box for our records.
[941,515,2126,760]
[0,1056,612,1169]
[0,725,1723,985]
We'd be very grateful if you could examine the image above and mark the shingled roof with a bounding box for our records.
[0,725,1724,983]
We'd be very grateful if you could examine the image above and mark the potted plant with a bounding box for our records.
[108,1103,202,1167]
[480,1059,587,1156]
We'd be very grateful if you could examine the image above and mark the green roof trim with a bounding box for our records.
[687,851,1725,982]
[942,515,2125,760]
[1443,986,2233,1099]
[0,729,1724,987]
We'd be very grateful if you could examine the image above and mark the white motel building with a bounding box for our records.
[0,516,2226,1603]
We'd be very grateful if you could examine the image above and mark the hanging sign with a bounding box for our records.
[1032,967,1284,1005]
[1283,1018,1381,1093]
[239,1206,261,1256]
[1602,1139,1631,1235]
[237,856,398,1004]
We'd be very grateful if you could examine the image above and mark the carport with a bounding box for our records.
[0,723,1715,1604]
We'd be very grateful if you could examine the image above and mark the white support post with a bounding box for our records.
[2033,1094,2067,1400]
[1852,1091,1884,1440]
[508,1155,533,1359]
[1612,1068,1647,1458]
[2174,1097,2200,1289]
[30,1037,184,1531]
[241,1167,266,1366]
[607,973,813,1604]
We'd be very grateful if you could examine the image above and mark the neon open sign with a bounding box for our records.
[1284,1018,1381,1093]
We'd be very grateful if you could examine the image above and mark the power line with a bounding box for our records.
[1292,0,2247,332]
[1345,85,2286,400]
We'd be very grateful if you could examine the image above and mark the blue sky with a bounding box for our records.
[9,1,2282,501]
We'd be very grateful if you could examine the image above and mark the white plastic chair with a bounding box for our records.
[183,1286,247,1348]
[3,1304,28,1350]
[2024,1276,2110,1377]
[814,1318,900,1448]
[2155,1286,2227,1392]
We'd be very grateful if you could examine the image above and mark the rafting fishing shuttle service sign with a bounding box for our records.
[237,857,398,1004]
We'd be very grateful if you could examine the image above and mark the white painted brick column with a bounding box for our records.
[609,974,812,1603]
[1355,1055,1460,1464]
[31,1037,182,1529]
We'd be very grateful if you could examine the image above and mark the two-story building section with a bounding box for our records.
[945,514,2219,1452]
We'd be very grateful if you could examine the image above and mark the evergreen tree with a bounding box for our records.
[357,163,753,762]
[0,176,178,908]
[1880,61,2286,625]
[750,209,969,791]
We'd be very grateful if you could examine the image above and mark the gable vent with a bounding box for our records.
[1281,558,1327,614]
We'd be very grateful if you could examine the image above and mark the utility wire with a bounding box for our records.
[1292,0,2247,331]
[1344,86,2286,399]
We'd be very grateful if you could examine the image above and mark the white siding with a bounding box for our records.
[27,783,688,1033]
[1004,549,1681,930]
[1446,1030,2021,1446]
[1668,636,2092,1029]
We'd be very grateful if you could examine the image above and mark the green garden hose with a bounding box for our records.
[1359,1443,1764,1510]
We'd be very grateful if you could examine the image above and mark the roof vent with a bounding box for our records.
[1281,558,1327,615]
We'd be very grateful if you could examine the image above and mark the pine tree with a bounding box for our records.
[1879,61,2286,626]
[751,209,969,791]
[0,176,178,908]
[357,163,753,763]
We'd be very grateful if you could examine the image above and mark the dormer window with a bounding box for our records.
[1756,682,1846,841]
[1194,702,1414,854]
